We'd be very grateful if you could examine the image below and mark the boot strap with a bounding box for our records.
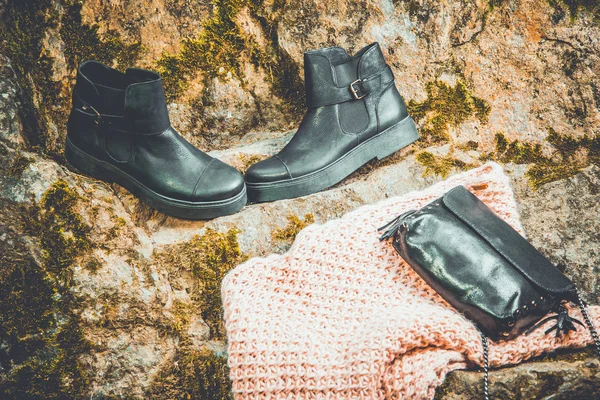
[306,66,394,108]
[73,90,170,135]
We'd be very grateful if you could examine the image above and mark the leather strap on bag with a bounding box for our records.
[575,288,600,357]
[480,332,490,400]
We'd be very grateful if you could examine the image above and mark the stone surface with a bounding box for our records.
[512,163,600,302]
[2,0,599,157]
[0,57,21,148]
[437,351,600,400]
[0,0,599,399]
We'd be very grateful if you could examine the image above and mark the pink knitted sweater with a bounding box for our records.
[222,163,599,399]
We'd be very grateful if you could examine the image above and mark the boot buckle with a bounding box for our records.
[349,79,366,100]
[82,103,101,125]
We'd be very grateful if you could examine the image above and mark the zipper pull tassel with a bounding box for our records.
[526,303,584,337]
[378,210,415,241]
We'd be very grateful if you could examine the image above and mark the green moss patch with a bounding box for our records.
[489,130,599,188]
[105,215,127,242]
[159,228,248,340]
[237,153,268,174]
[408,80,490,144]
[156,0,304,117]
[60,2,143,71]
[0,182,94,398]
[147,227,247,399]
[1,319,93,400]
[416,151,475,178]
[146,228,248,398]
[457,140,480,151]
[272,213,315,245]
[147,347,232,400]
[548,0,600,23]
[0,150,35,178]
[22,180,91,278]
[492,132,544,164]
[156,0,248,99]
[164,299,194,337]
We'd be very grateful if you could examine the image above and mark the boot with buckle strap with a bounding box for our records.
[244,42,419,202]
[65,61,246,219]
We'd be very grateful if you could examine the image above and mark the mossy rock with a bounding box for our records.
[272,213,315,246]
[0,181,94,399]
[22,179,92,277]
[156,0,304,117]
[156,228,248,340]
[0,0,143,158]
[408,79,490,145]
[487,129,600,188]
[146,228,249,399]
[147,347,232,400]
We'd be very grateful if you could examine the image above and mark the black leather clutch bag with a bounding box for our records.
[379,185,599,399]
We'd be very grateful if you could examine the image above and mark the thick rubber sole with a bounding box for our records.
[246,116,419,203]
[65,137,247,220]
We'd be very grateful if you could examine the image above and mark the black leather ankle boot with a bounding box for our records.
[65,61,246,219]
[244,43,419,202]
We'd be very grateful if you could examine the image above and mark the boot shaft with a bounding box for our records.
[303,42,408,137]
[303,43,389,104]
[71,61,171,135]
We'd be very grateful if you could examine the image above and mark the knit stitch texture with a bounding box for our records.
[222,163,599,399]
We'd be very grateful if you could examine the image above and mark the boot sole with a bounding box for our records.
[65,136,247,220]
[246,116,419,203]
